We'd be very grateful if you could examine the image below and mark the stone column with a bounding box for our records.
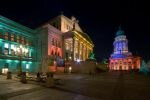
[79,41,81,60]
[83,44,86,61]
[86,45,88,60]
[72,37,75,61]
[81,42,84,60]
[85,44,87,60]
[82,43,84,61]
[74,38,78,61]
[77,39,80,60]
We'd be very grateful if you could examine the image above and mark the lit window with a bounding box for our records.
[25,48,28,53]
[114,66,116,70]
[117,67,119,70]
[122,66,125,70]
[11,44,15,55]
[2,68,8,74]
[11,45,14,49]
[4,43,9,48]
[126,66,128,70]
[26,64,29,69]
[4,45,9,56]
[65,42,69,50]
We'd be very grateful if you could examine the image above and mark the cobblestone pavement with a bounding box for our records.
[0,72,150,100]
[0,74,99,100]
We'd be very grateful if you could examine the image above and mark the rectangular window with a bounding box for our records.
[16,35,20,43]
[11,34,15,41]
[26,40,29,46]
[4,43,9,55]
[26,64,29,69]
[21,37,25,44]
[16,46,20,56]
[11,44,15,55]
[5,32,9,40]
[0,32,3,39]
[25,48,29,57]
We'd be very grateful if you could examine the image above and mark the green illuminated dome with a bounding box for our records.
[116,26,125,36]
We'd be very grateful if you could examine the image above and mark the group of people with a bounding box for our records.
[36,72,54,82]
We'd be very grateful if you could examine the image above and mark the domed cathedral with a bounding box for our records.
[109,26,141,71]
[49,13,94,62]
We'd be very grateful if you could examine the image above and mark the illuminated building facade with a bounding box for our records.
[109,27,141,71]
[0,16,38,74]
[0,14,94,73]
[36,24,63,72]
[50,14,94,61]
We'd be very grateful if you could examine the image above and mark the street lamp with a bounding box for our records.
[17,45,23,76]
[17,45,28,76]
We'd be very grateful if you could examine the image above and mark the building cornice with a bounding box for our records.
[0,15,36,38]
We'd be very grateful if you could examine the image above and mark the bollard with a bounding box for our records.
[7,72,12,79]
[36,72,41,82]
[20,72,27,83]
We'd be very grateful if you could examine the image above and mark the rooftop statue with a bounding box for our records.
[87,52,96,61]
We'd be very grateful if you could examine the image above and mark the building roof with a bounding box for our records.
[0,15,36,38]
[63,30,94,46]
[49,14,84,33]
[74,30,94,45]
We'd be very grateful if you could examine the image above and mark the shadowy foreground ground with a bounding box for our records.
[0,72,150,100]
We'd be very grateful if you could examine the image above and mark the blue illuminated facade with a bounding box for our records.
[111,26,132,58]
[109,27,141,71]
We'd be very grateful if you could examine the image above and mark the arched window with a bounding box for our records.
[55,51,57,56]
[51,50,54,55]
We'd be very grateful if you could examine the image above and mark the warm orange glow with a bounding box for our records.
[48,66,56,72]
[109,57,141,71]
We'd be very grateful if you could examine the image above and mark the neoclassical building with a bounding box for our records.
[0,14,94,73]
[109,27,141,71]
[49,14,94,62]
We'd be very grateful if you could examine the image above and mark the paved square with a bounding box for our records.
[0,72,150,100]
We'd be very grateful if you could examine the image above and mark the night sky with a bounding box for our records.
[1,0,150,62]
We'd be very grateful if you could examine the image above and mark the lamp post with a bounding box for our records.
[17,45,23,76]
[17,45,28,76]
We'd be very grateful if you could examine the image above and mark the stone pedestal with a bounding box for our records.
[71,60,97,74]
